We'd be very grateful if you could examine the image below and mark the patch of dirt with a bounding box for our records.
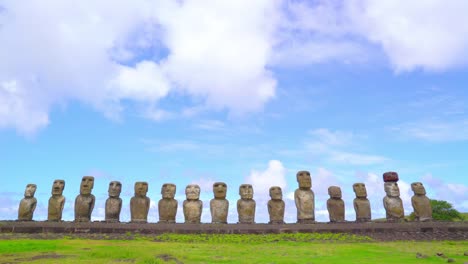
[155,254,184,264]
[13,253,71,262]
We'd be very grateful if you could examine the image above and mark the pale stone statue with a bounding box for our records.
[158,183,178,223]
[327,186,345,222]
[353,183,371,222]
[210,182,229,224]
[130,182,150,223]
[383,182,404,222]
[105,181,122,223]
[411,182,432,222]
[18,184,37,221]
[48,179,65,221]
[183,184,203,224]
[294,171,315,223]
[268,186,285,224]
[237,184,256,224]
[74,176,95,222]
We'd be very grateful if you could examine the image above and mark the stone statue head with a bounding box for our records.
[51,179,65,196]
[161,183,176,199]
[239,184,254,200]
[213,182,227,199]
[411,182,426,195]
[353,183,367,198]
[328,186,342,199]
[24,184,37,198]
[185,184,200,200]
[134,182,148,197]
[269,186,282,200]
[384,182,400,197]
[108,181,122,198]
[80,176,95,195]
[296,171,311,189]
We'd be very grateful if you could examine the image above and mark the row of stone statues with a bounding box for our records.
[17,171,432,224]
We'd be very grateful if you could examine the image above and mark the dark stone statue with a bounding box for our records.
[130,182,150,223]
[294,171,315,223]
[183,184,202,223]
[237,184,256,224]
[383,182,404,222]
[18,184,37,221]
[411,182,432,222]
[327,186,345,222]
[158,183,178,223]
[268,186,285,224]
[210,182,229,224]
[48,180,65,221]
[353,183,371,222]
[105,181,122,223]
[74,176,95,222]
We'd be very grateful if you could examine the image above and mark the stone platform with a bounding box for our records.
[1,221,467,241]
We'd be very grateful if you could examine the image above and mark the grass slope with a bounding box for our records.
[0,234,466,264]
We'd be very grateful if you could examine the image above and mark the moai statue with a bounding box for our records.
[105,181,122,223]
[210,182,229,224]
[411,182,432,222]
[268,186,285,224]
[383,172,404,222]
[75,176,95,222]
[183,184,203,224]
[48,180,66,221]
[158,183,178,223]
[237,184,256,224]
[18,184,37,221]
[353,183,371,222]
[294,171,315,223]
[130,182,150,223]
[327,186,345,222]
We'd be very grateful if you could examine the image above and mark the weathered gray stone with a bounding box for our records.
[210,182,229,224]
[353,183,371,222]
[18,184,37,221]
[268,186,285,224]
[294,171,315,223]
[237,184,256,224]
[327,186,345,222]
[48,180,65,222]
[383,181,404,222]
[74,176,95,222]
[183,184,202,224]
[158,183,177,223]
[105,181,122,223]
[130,182,150,223]
[411,182,432,222]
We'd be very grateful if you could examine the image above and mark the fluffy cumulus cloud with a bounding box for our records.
[2,0,468,134]
[246,160,287,195]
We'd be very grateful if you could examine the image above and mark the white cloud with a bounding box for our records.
[246,160,287,195]
[390,119,468,142]
[306,128,388,166]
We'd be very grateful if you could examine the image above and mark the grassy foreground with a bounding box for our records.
[0,233,466,264]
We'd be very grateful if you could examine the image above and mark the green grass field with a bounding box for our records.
[0,233,466,264]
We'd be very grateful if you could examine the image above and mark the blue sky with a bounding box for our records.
[1,0,467,223]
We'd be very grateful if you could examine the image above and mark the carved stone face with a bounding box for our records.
[411,182,426,195]
[161,183,176,199]
[353,183,367,198]
[185,184,200,200]
[24,184,37,198]
[134,182,148,197]
[297,171,311,189]
[213,182,227,199]
[384,182,400,197]
[80,176,95,195]
[239,184,253,200]
[328,186,342,198]
[52,180,65,196]
[108,181,122,198]
[269,186,282,200]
